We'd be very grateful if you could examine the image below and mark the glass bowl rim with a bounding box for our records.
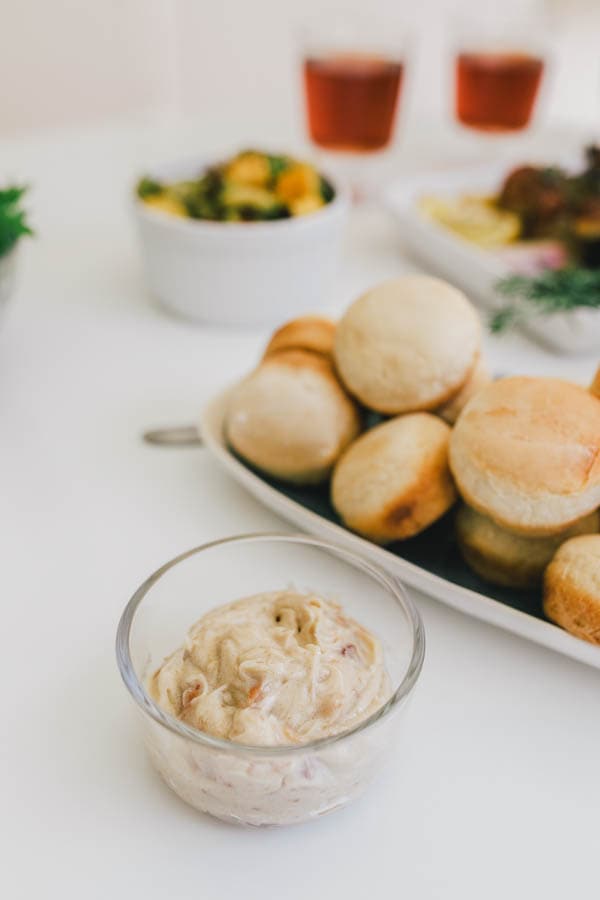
[116,532,425,756]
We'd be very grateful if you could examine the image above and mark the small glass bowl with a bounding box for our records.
[116,533,425,826]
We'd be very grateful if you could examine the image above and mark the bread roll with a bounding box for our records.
[449,376,600,536]
[263,316,336,361]
[544,534,600,644]
[226,350,360,484]
[436,354,490,425]
[456,504,599,589]
[334,275,481,414]
[331,414,457,543]
[590,365,600,400]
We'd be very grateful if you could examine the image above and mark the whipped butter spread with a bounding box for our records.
[150,590,391,747]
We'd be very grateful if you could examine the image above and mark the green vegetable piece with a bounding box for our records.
[263,204,291,220]
[136,177,163,199]
[490,306,521,334]
[267,155,291,182]
[320,177,335,203]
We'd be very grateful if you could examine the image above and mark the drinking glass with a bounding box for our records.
[452,12,548,134]
[300,22,408,198]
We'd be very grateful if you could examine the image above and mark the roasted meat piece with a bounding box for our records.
[497,165,569,237]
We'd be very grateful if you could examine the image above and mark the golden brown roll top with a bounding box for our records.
[263,315,337,361]
[334,275,481,414]
[449,376,600,535]
[331,413,457,544]
[544,534,600,644]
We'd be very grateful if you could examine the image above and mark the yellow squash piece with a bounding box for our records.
[143,193,187,217]
[276,163,321,203]
[225,152,271,188]
[221,182,279,211]
[289,194,325,217]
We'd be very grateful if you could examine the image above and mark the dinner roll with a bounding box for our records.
[449,376,600,536]
[590,365,600,400]
[456,504,599,589]
[436,354,491,425]
[334,275,481,414]
[331,414,457,543]
[226,349,360,484]
[544,535,600,644]
[263,316,336,361]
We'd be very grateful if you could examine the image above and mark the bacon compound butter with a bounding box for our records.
[150,590,391,747]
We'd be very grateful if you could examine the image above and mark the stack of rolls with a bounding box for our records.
[455,504,599,590]
[224,274,600,645]
[449,374,600,643]
[227,274,489,540]
[330,275,487,542]
[544,535,600,644]
[226,315,361,484]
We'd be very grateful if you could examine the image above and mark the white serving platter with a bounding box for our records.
[200,388,600,671]
[385,162,600,354]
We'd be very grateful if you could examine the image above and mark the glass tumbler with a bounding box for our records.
[300,21,409,200]
[452,10,548,133]
[116,533,425,826]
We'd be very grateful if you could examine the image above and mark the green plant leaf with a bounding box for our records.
[0,185,33,257]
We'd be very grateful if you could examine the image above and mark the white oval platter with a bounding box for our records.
[200,388,600,671]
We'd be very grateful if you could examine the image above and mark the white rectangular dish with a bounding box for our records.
[385,163,600,354]
[200,388,600,671]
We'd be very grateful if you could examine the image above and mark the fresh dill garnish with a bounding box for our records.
[490,267,600,333]
[0,186,33,258]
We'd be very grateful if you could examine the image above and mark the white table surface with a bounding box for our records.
[3,119,599,900]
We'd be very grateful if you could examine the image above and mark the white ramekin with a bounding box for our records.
[133,158,350,327]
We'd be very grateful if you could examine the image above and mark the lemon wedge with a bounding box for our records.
[420,194,521,246]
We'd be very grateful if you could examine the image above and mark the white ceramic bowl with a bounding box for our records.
[133,158,350,326]
[386,162,600,355]
[521,307,600,355]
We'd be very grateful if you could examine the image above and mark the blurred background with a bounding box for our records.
[1,0,598,141]
[3,0,600,343]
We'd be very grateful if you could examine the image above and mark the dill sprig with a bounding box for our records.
[490,267,600,333]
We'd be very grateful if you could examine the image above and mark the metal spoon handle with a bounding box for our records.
[142,425,203,447]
